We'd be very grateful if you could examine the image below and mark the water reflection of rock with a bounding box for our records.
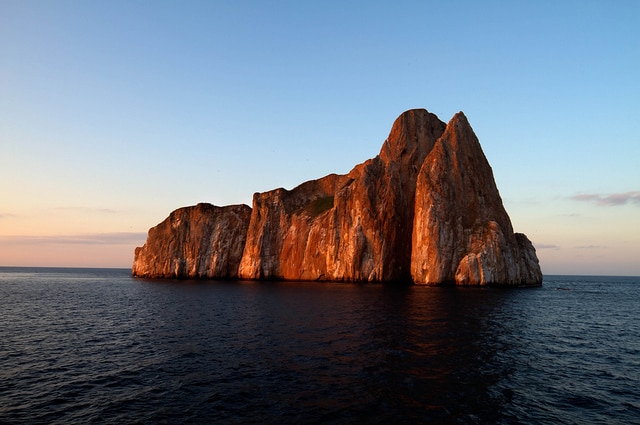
[357,286,518,422]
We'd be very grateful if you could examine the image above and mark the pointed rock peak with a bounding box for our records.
[379,109,446,164]
[451,110,468,122]
[445,111,472,133]
[439,110,482,154]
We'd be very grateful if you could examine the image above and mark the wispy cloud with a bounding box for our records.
[0,232,147,246]
[574,245,606,250]
[535,243,560,249]
[0,213,17,219]
[55,207,119,214]
[569,191,640,206]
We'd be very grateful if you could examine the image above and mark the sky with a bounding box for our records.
[1,1,638,275]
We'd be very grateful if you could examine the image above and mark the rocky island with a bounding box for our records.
[132,108,542,286]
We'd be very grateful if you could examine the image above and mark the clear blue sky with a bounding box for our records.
[1,1,639,275]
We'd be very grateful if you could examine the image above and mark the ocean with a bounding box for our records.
[0,268,638,424]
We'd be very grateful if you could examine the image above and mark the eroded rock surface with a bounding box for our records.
[132,203,251,278]
[133,109,542,285]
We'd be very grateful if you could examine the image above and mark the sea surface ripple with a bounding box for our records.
[1,268,638,424]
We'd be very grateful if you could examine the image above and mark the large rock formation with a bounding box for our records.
[132,108,542,285]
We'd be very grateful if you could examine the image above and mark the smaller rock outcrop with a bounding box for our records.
[132,203,251,278]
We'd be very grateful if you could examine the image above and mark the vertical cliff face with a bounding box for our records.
[132,203,251,278]
[326,109,447,281]
[133,108,542,285]
[237,173,350,280]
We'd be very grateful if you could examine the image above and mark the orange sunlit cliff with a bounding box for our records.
[132,109,542,285]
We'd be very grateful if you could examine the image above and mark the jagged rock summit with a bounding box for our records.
[132,108,542,286]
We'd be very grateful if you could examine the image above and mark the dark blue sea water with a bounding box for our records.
[1,268,638,424]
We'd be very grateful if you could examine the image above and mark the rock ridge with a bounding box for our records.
[132,108,542,286]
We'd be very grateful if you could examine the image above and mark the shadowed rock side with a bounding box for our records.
[132,203,251,278]
[133,108,542,285]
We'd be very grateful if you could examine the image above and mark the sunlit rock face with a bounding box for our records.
[132,203,251,278]
[133,109,542,286]
[237,173,351,280]
[238,109,446,282]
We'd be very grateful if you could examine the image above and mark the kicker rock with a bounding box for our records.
[411,112,542,285]
[133,108,542,285]
[132,203,251,278]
